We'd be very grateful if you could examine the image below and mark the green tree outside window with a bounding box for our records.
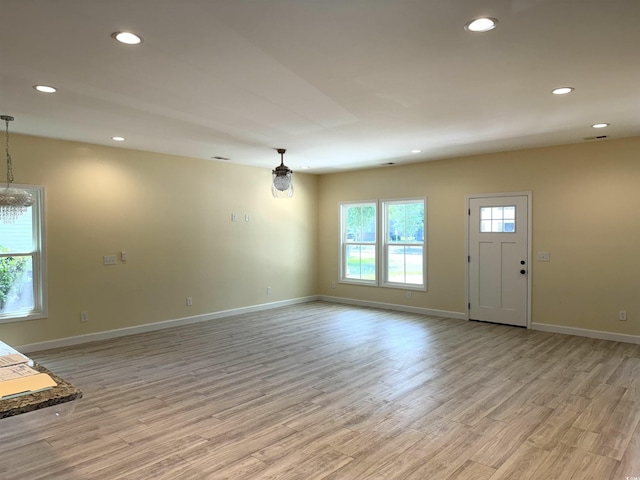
[0,246,28,310]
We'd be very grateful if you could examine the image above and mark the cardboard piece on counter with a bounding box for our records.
[0,353,30,368]
[0,373,57,399]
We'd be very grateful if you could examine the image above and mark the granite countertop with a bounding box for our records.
[0,363,83,420]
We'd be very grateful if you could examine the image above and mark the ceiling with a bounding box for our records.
[1,0,639,174]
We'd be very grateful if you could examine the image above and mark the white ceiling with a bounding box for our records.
[1,0,639,173]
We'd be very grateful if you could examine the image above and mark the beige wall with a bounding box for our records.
[317,137,640,336]
[2,134,638,347]
[0,134,318,346]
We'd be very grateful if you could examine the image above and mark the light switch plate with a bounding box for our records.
[103,255,117,265]
[536,252,550,262]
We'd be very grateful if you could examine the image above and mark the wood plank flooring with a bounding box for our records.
[1,301,640,479]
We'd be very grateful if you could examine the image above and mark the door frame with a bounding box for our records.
[465,192,533,328]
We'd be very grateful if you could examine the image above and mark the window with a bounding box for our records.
[480,206,516,233]
[382,199,426,289]
[340,202,376,284]
[0,186,47,323]
[339,198,426,290]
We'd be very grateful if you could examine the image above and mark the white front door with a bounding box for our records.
[468,194,529,327]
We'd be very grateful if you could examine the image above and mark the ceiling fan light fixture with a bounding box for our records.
[0,115,34,223]
[464,17,498,33]
[272,148,293,198]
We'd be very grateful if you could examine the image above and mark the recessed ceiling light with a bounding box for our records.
[111,136,126,142]
[33,85,57,93]
[592,123,609,129]
[411,149,422,154]
[464,17,498,32]
[111,31,143,45]
[551,87,574,95]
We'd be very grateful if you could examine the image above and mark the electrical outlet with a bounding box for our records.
[267,286,272,295]
[331,281,336,289]
[80,311,89,322]
[245,214,250,222]
[186,297,193,306]
[231,213,237,222]
[406,291,412,299]
[619,310,627,321]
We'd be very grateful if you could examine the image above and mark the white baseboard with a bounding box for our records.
[319,295,466,320]
[531,322,640,345]
[320,296,640,344]
[19,295,638,353]
[18,296,319,353]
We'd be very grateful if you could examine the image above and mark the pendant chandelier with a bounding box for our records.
[0,115,34,223]
[271,148,293,198]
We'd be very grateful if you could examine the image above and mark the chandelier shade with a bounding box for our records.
[0,115,34,223]
[272,148,293,198]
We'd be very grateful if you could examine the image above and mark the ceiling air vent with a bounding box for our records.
[583,135,608,141]
[212,156,230,160]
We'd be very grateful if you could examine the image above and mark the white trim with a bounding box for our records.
[17,295,640,353]
[39,185,49,319]
[17,296,319,353]
[531,322,640,345]
[319,297,640,345]
[465,191,532,328]
[319,295,466,320]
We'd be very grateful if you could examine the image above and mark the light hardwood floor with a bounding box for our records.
[2,301,640,479]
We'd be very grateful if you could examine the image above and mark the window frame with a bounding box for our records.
[0,185,48,323]
[381,197,427,291]
[339,200,378,286]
